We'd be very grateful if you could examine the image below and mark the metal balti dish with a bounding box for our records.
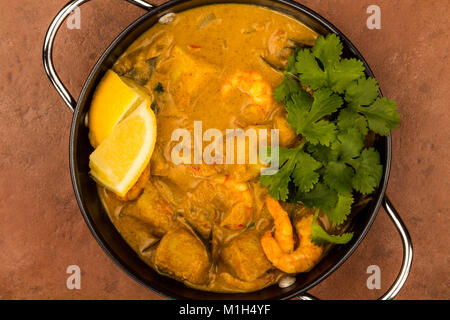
[43,0,413,300]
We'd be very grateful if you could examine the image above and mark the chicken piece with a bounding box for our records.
[123,182,175,237]
[150,146,169,177]
[158,46,218,96]
[152,178,185,206]
[183,181,216,238]
[221,230,272,281]
[155,227,211,285]
[220,202,252,231]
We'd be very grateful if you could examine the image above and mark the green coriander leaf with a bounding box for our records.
[312,34,343,69]
[302,120,337,146]
[258,145,272,165]
[291,152,322,192]
[329,58,365,93]
[332,128,365,161]
[278,146,304,165]
[307,143,339,163]
[285,91,311,131]
[323,161,354,194]
[311,210,353,245]
[326,193,354,225]
[286,89,314,112]
[345,77,379,108]
[308,89,343,123]
[295,49,328,90]
[357,97,400,136]
[274,75,301,102]
[294,35,365,96]
[337,108,369,136]
[297,183,338,212]
[286,89,342,146]
[259,146,300,166]
[259,165,292,201]
[259,146,303,200]
[348,148,383,194]
[286,49,298,74]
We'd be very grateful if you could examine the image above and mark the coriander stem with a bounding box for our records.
[285,71,300,81]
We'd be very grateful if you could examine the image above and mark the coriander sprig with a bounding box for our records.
[260,34,400,245]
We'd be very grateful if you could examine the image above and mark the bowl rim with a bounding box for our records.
[69,0,391,299]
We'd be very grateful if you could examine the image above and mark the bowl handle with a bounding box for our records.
[43,0,154,113]
[295,196,413,300]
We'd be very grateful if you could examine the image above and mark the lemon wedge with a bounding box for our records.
[88,70,151,148]
[89,101,157,197]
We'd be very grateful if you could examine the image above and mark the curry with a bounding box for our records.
[95,4,328,293]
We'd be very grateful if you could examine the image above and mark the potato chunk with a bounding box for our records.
[116,215,159,254]
[155,228,211,284]
[221,231,272,281]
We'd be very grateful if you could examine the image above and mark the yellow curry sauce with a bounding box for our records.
[97,4,324,293]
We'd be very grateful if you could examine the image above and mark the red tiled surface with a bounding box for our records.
[0,0,448,299]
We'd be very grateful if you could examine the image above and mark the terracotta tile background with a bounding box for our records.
[0,0,448,300]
